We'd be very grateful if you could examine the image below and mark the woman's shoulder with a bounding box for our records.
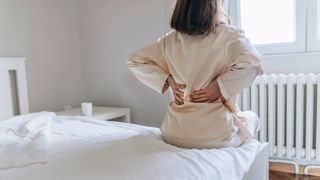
[158,30,177,39]
[155,30,178,45]
[158,25,247,45]
[215,24,245,37]
[160,24,245,40]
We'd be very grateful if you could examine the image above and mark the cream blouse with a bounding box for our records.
[127,24,263,144]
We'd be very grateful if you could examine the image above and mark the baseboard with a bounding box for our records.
[270,162,320,176]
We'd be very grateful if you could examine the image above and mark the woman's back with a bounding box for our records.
[164,24,236,101]
[127,0,263,149]
[127,24,262,148]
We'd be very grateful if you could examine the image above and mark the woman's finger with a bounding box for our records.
[205,99,215,103]
[177,84,186,89]
[174,93,184,102]
[175,99,183,105]
[174,89,184,98]
[190,97,208,103]
[175,90,184,97]
[191,89,207,95]
[176,88,184,93]
[190,93,207,100]
[174,92,185,105]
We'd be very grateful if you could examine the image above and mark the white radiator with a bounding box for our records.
[238,74,320,174]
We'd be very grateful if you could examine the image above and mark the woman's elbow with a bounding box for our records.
[256,64,264,76]
[126,54,140,68]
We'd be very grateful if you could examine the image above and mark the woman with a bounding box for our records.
[127,0,263,149]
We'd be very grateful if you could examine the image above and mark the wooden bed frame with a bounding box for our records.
[0,58,269,180]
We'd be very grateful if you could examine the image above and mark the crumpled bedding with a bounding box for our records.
[0,114,261,180]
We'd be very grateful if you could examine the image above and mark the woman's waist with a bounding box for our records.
[161,131,242,149]
[168,99,225,113]
[161,102,236,140]
[160,119,236,141]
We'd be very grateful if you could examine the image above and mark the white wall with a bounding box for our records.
[79,0,173,127]
[0,0,86,112]
[262,53,320,74]
[0,0,172,126]
[78,1,320,127]
[1,1,318,126]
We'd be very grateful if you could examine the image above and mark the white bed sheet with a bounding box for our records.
[0,116,261,180]
[0,112,55,169]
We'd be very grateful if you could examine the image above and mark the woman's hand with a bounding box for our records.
[190,79,223,103]
[167,75,186,105]
[190,78,238,113]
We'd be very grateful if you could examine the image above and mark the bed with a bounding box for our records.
[0,58,269,180]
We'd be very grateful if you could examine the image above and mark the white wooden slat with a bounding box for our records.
[296,75,305,159]
[242,88,250,111]
[259,75,268,142]
[15,60,29,114]
[0,70,15,119]
[0,59,23,70]
[286,75,295,159]
[305,75,314,161]
[251,85,258,114]
[277,75,286,157]
[250,85,259,139]
[0,58,29,116]
[268,75,277,156]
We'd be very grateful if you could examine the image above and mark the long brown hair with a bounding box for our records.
[171,0,229,36]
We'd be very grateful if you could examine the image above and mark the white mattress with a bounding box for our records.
[0,116,261,180]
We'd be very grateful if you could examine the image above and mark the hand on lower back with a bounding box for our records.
[167,75,186,105]
[190,79,223,103]
[190,79,238,112]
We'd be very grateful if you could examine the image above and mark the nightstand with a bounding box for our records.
[56,106,131,123]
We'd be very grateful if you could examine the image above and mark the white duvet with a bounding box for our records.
[0,112,54,169]
[0,113,261,180]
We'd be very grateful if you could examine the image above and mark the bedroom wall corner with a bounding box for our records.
[78,0,173,127]
[0,0,86,112]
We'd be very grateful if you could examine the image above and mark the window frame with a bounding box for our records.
[307,0,320,51]
[229,0,307,55]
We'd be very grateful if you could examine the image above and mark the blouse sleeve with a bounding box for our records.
[126,36,171,94]
[217,28,263,100]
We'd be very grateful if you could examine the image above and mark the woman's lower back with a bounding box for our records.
[160,101,261,149]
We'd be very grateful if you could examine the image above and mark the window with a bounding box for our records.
[239,0,295,45]
[230,0,308,54]
[307,0,320,51]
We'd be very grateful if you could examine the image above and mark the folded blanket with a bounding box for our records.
[0,112,55,169]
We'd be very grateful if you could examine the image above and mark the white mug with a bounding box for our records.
[81,102,93,117]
